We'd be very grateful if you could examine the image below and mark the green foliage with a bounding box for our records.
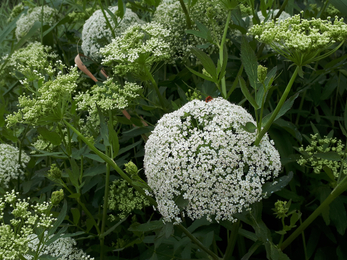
[2,0,347,259]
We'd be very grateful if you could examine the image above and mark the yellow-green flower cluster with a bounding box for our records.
[100,22,171,78]
[297,134,346,177]
[74,78,142,115]
[108,178,150,221]
[6,66,79,127]
[272,200,289,219]
[0,190,56,259]
[248,14,347,65]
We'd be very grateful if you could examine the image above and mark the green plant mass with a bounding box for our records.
[1,0,347,259]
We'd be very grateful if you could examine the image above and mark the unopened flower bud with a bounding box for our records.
[257,65,267,83]
[51,189,64,206]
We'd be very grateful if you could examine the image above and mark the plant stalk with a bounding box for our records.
[254,66,299,145]
[281,177,347,250]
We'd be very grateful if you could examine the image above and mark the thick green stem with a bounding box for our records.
[281,178,347,250]
[178,224,222,260]
[223,220,240,260]
[254,66,299,145]
[178,0,192,29]
[63,119,157,206]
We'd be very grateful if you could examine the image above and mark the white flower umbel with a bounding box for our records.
[25,233,94,260]
[15,6,57,40]
[153,0,228,62]
[0,144,30,189]
[82,6,144,61]
[144,98,281,224]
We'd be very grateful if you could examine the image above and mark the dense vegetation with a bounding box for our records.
[1,0,347,259]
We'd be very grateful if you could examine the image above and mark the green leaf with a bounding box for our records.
[117,0,125,19]
[49,200,67,235]
[71,208,80,226]
[241,240,262,260]
[186,66,215,82]
[241,37,258,89]
[97,106,109,147]
[128,220,164,232]
[108,122,119,156]
[330,197,347,235]
[118,140,142,156]
[262,172,293,199]
[190,48,217,80]
[68,158,80,189]
[241,122,257,133]
[101,217,127,238]
[264,66,277,90]
[239,77,259,109]
[262,93,299,126]
[186,21,213,43]
[330,0,347,17]
[37,127,62,146]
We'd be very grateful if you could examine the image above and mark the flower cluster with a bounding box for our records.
[100,22,171,78]
[25,233,94,260]
[6,66,79,127]
[248,14,347,65]
[108,162,150,220]
[15,6,58,40]
[3,42,58,86]
[297,134,346,177]
[152,0,228,62]
[144,98,281,224]
[0,190,56,259]
[74,78,142,115]
[82,6,144,60]
[0,144,30,189]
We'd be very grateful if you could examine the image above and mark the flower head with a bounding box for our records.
[100,22,171,78]
[0,144,30,189]
[248,14,347,66]
[144,98,281,223]
[152,0,228,62]
[82,6,144,60]
[15,6,57,40]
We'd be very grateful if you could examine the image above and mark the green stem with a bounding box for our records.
[223,220,240,260]
[78,199,101,234]
[281,177,347,251]
[146,67,166,110]
[254,66,299,146]
[219,10,232,99]
[63,119,157,206]
[178,224,222,260]
[100,147,111,260]
[178,0,192,29]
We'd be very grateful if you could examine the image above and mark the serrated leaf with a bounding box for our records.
[241,37,258,89]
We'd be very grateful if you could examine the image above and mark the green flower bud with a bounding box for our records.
[124,161,138,178]
[48,164,62,180]
[51,189,64,206]
[273,200,289,219]
[257,65,268,83]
